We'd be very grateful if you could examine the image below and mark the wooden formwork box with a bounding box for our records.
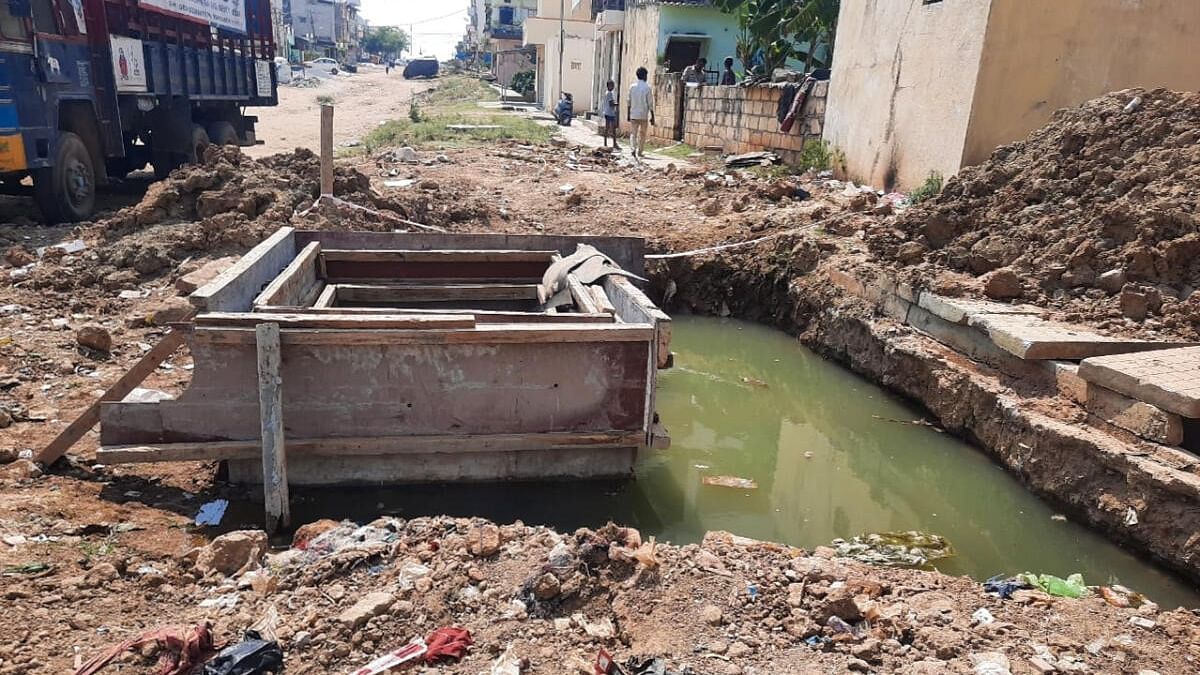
[97,228,671,488]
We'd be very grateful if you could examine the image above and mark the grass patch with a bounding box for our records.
[647,141,700,160]
[363,75,551,151]
[909,171,944,203]
[316,94,335,105]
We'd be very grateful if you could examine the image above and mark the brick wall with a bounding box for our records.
[676,80,829,164]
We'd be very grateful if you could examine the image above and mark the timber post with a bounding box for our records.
[320,104,334,197]
[256,322,290,533]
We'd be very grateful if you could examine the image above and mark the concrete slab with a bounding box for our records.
[1085,383,1184,446]
[917,294,1042,325]
[966,313,1188,360]
[1041,360,1088,404]
[1079,347,1200,418]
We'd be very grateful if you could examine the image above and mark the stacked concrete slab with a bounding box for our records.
[828,266,1198,452]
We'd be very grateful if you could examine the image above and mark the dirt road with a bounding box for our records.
[245,66,436,158]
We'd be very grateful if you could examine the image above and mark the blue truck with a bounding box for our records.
[0,0,278,223]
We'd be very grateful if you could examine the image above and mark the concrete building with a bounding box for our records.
[618,0,738,128]
[524,0,597,112]
[288,0,362,60]
[824,0,1200,191]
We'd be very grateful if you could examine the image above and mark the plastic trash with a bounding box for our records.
[195,500,229,527]
[970,651,1012,675]
[831,531,955,567]
[1100,585,1147,608]
[983,575,1029,600]
[489,645,524,675]
[971,608,995,626]
[702,475,758,490]
[1017,572,1087,599]
[345,639,427,675]
[202,631,283,675]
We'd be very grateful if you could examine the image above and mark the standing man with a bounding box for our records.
[681,57,707,85]
[600,80,620,150]
[720,57,737,85]
[628,67,654,158]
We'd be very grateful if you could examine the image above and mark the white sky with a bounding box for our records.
[359,1,468,60]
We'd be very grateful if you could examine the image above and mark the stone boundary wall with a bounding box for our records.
[679,80,829,163]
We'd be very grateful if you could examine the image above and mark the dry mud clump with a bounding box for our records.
[869,88,1200,339]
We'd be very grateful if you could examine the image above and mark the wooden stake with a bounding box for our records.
[320,104,334,197]
[35,329,188,466]
[256,322,289,533]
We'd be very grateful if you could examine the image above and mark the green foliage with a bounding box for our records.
[510,70,535,95]
[797,139,840,172]
[409,102,423,123]
[909,172,944,204]
[364,115,552,152]
[316,94,334,105]
[363,26,411,57]
[715,0,840,74]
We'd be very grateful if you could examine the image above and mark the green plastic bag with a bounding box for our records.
[1017,572,1088,598]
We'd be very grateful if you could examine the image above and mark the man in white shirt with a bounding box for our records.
[627,66,655,158]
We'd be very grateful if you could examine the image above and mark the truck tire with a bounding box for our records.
[33,132,96,224]
[189,125,211,163]
[208,121,239,147]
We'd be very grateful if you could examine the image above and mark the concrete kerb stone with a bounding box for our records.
[917,294,1042,325]
[967,313,1188,361]
[1079,347,1200,419]
[1086,382,1185,446]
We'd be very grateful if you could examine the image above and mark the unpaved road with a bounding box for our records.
[245,66,437,158]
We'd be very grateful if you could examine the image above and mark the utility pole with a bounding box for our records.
[557,0,565,103]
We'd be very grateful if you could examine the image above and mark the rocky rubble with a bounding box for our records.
[868,88,1200,340]
[2,516,1196,673]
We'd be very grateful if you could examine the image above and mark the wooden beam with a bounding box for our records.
[191,227,296,313]
[293,231,647,276]
[35,330,189,465]
[321,249,558,263]
[197,312,478,330]
[256,323,289,533]
[319,105,334,196]
[253,241,321,307]
[336,283,539,303]
[589,285,617,316]
[314,283,338,308]
[252,306,617,323]
[604,275,672,369]
[193,323,656,346]
[98,430,648,463]
[567,274,601,314]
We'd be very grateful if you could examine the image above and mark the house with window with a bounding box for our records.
[824,0,1200,190]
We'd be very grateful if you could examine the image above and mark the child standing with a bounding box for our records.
[600,80,620,150]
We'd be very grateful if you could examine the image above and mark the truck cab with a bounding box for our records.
[0,0,277,223]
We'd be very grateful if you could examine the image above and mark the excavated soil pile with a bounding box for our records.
[869,88,1200,339]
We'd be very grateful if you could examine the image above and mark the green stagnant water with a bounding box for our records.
[253,316,1200,607]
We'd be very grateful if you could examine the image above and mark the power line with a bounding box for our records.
[406,8,467,26]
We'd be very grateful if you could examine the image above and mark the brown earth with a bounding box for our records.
[866,88,1200,341]
[3,86,1200,673]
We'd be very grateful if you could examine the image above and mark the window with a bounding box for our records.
[0,6,28,40]
[31,0,58,34]
[498,6,514,25]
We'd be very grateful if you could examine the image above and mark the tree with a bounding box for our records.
[715,0,839,76]
[363,26,411,58]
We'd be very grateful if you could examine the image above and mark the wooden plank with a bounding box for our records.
[98,430,648,463]
[294,231,647,276]
[35,330,189,465]
[252,305,616,323]
[253,241,321,307]
[299,280,326,308]
[604,275,672,369]
[336,283,539,303]
[256,323,289,533]
[322,249,558,263]
[314,283,338,308]
[589,285,617,315]
[198,312,477,330]
[320,105,334,196]
[325,276,545,285]
[193,323,655,346]
[567,274,600,314]
[191,227,296,313]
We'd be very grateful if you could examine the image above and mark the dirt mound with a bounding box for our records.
[870,88,1200,339]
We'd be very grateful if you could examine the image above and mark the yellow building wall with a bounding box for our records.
[619,3,661,131]
[963,0,1200,166]
[823,0,992,191]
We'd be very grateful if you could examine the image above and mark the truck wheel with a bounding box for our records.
[208,121,239,147]
[189,125,211,164]
[33,132,95,224]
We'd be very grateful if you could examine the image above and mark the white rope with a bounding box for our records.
[298,195,448,233]
[645,222,823,260]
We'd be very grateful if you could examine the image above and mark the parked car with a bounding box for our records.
[306,57,341,75]
[339,61,358,73]
[403,57,440,79]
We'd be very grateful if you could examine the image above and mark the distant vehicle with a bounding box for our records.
[403,57,440,79]
[339,61,358,73]
[307,57,341,75]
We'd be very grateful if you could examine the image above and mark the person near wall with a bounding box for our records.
[600,80,621,150]
[681,57,708,85]
[555,92,574,126]
[720,57,737,86]
[628,67,655,158]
